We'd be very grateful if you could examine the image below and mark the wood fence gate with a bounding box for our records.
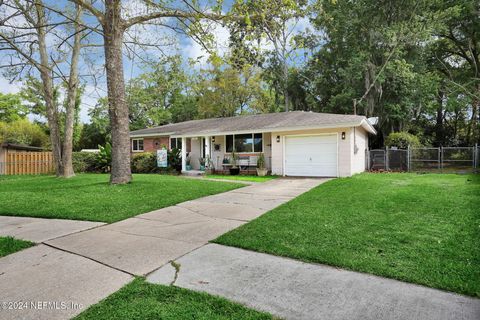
[1,152,54,175]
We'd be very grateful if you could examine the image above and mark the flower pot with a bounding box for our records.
[186,165,192,171]
[256,168,268,176]
[200,165,205,171]
[229,167,240,175]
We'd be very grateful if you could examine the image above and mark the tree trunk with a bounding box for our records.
[435,88,445,146]
[35,1,64,176]
[103,0,132,184]
[283,62,289,112]
[62,5,82,178]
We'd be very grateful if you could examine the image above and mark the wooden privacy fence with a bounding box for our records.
[1,152,54,175]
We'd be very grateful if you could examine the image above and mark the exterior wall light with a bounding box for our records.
[212,136,215,143]
[276,135,280,143]
[341,132,346,140]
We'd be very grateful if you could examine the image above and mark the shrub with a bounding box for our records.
[129,149,184,174]
[0,119,49,147]
[131,152,157,173]
[385,132,421,149]
[168,148,182,171]
[96,143,112,172]
[72,152,98,173]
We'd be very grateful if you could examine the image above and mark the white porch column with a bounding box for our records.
[205,136,211,160]
[181,137,187,172]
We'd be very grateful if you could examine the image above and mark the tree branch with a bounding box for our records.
[67,0,104,24]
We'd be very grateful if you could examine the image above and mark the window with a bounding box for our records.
[235,134,253,152]
[225,133,263,153]
[170,138,182,150]
[254,133,262,152]
[132,139,144,152]
[226,135,234,152]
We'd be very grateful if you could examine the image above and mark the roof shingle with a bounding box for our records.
[130,111,373,137]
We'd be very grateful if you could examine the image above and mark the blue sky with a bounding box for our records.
[0,0,312,123]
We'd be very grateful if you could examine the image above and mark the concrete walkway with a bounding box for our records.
[147,243,480,320]
[0,178,326,319]
[0,216,104,242]
[0,245,132,320]
[44,178,326,275]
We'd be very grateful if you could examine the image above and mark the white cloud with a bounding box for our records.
[183,21,231,67]
[0,76,21,94]
[79,84,106,123]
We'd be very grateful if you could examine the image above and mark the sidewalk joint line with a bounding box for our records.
[42,242,136,277]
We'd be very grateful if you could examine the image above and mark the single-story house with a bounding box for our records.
[129,111,376,177]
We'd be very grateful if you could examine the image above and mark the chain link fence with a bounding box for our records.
[366,145,479,173]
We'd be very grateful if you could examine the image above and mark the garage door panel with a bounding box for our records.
[285,134,337,177]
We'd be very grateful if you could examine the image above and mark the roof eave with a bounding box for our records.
[169,121,374,138]
[130,132,174,138]
[360,119,377,135]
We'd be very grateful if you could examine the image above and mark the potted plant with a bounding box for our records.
[186,156,192,171]
[168,148,182,173]
[229,151,240,175]
[199,157,206,171]
[256,153,267,176]
[205,155,214,174]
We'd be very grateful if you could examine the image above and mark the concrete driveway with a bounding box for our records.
[0,178,326,320]
[148,244,480,320]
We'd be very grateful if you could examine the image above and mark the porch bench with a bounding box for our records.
[221,155,259,172]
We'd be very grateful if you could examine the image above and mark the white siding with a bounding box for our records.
[211,135,225,170]
[351,127,368,175]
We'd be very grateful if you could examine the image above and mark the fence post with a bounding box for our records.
[437,147,441,171]
[440,146,443,172]
[473,144,477,170]
[365,147,370,171]
[407,145,410,172]
[385,146,389,171]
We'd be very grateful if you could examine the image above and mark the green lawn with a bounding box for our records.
[0,174,243,223]
[215,173,480,297]
[206,174,278,183]
[74,278,274,320]
[0,236,34,257]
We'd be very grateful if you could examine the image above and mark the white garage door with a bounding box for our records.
[285,134,338,177]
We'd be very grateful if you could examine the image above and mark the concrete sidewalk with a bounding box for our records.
[0,245,132,320]
[45,178,327,275]
[148,243,480,320]
[0,216,104,243]
[1,178,326,320]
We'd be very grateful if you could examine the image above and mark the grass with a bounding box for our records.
[0,236,34,257]
[215,173,480,297]
[206,174,278,183]
[74,278,274,320]
[0,174,243,223]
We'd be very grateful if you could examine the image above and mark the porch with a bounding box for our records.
[179,133,272,174]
